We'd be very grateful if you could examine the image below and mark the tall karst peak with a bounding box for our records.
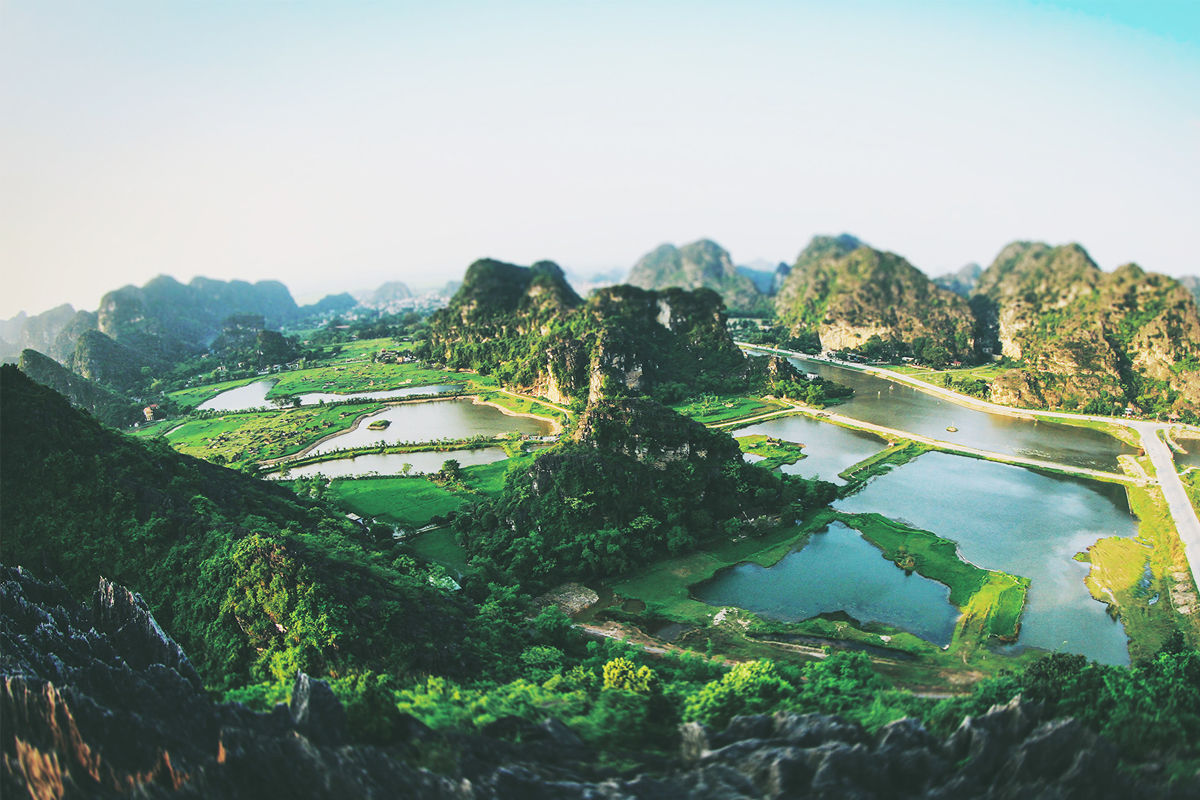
[627,238,767,314]
[972,241,1200,415]
[775,238,976,361]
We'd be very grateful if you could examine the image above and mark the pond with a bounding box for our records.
[835,451,1135,665]
[737,415,888,483]
[783,356,1137,471]
[270,447,508,479]
[693,521,960,645]
[196,379,462,412]
[1172,435,1200,471]
[308,398,553,454]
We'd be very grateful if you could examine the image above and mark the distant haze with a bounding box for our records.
[2,1,1197,318]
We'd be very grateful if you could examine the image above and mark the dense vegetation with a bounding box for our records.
[774,235,977,364]
[17,347,141,427]
[453,398,837,586]
[974,243,1200,420]
[422,259,841,406]
[0,366,485,688]
[626,239,769,315]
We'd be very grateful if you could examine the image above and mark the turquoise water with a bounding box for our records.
[835,452,1135,665]
[693,521,961,645]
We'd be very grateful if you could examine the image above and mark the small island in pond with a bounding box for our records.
[366,419,391,430]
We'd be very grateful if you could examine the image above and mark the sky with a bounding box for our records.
[2,0,1198,318]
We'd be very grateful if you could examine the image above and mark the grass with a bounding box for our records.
[736,434,806,470]
[838,512,1028,643]
[326,476,469,528]
[672,394,786,425]
[160,403,386,466]
[1183,471,1199,516]
[406,529,471,575]
[322,455,532,529]
[1082,483,1200,659]
[169,359,466,410]
[838,441,930,490]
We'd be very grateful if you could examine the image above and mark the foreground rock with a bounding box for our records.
[3,565,1195,799]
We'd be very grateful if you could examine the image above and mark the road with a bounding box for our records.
[738,342,1200,591]
[1132,421,1200,593]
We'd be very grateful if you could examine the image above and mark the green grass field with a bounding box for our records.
[839,512,1028,642]
[1082,483,1200,659]
[323,455,533,529]
[169,359,466,410]
[326,476,469,528]
[672,394,786,425]
[406,529,472,575]
[736,434,806,470]
[160,403,385,465]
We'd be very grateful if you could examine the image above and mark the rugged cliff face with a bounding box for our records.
[17,349,140,427]
[627,239,768,315]
[4,566,1188,800]
[425,260,751,404]
[98,275,300,359]
[974,242,1200,415]
[775,236,976,361]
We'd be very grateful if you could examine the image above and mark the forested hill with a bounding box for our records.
[456,396,836,585]
[423,258,803,405]
[774,235,977,364]
[627,239,768,315]
[0,365,479,689]
[17,348,141,427]
[973,242,1200,417]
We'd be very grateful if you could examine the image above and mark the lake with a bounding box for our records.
[693,521,960,645]
[196,379,462,412]
[738,415,888,482]
[835,451,1135,664]
[309,398,553,453]
[785,356,1137,471]
[271,447,508,479]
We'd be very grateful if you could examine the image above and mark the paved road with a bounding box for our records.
[738,342,1200,591]
[1132,421,1200,593]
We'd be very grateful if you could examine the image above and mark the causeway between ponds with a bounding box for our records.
[736,343,1200,594]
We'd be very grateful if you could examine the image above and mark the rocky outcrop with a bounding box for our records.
[974,243,1200,415]
[426,260,750,404]
[17,349,140,427]
[776,236,976,361]
[3,565,1194,799]
[628,240,768,314]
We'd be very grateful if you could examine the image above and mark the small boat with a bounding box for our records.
[946,425,958,432]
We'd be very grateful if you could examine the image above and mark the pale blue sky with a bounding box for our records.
[2,1,1197,317]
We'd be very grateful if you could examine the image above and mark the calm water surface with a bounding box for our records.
[738,416,888,483]
[272,447,508,479]
[310,399,552,453]
[835,451,1135,665]
[786,356,1135,471]
[196,379,461,412]
[694,521,960,645]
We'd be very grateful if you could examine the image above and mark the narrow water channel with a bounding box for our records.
[782,356,1136,471]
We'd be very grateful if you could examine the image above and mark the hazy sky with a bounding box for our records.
[3,0,1198,318]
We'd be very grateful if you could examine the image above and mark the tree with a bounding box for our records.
[683,660,792,728]
[602,657,658,694]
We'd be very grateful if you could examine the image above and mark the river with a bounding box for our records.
[785,356,1136,471]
